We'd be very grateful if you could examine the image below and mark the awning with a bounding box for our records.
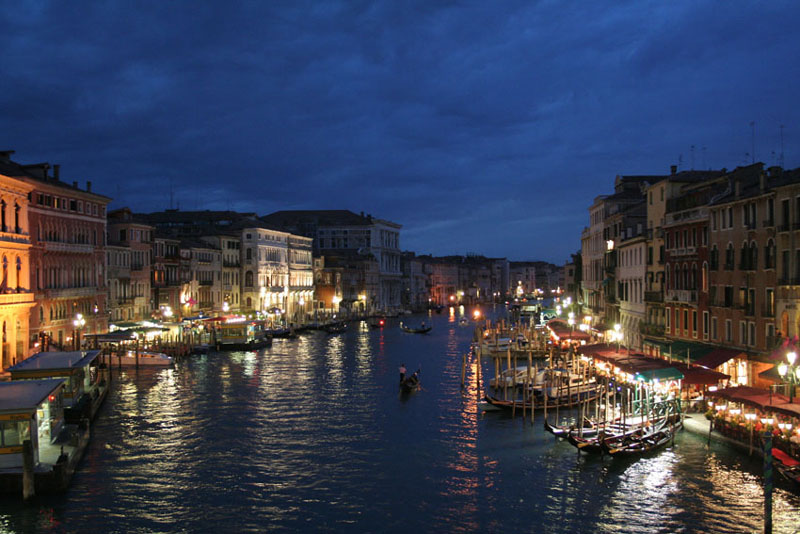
[634,367,684,382]
[694,348,744,369]
[708,385,800,419]
[644,339,715,363]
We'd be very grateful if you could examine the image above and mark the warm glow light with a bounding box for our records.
[778,363,789,377]
[614,323,621,332]
[788,351,797,365]
[473,309,481,319]
[299,297,305,306]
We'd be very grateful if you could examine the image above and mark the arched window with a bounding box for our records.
[740,242,748,270]
[674,264,680,289]
[0,199,6,232]
[766,239,776,268]
[691,264,698,290]
[15,257,20,290]
[702,262,708,292]
[750,241,758,270]
[245,271,254,287]
[725,243,734,269]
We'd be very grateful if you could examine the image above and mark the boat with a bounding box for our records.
[216,321,272,350]
[323,322,348,334]
[400,371,421,393]
[368,317,387,329]
[603,427,675,456]
[543,416,596,438]
[114,350,174,367]
[458,317,469,326]
[489,366,542,389]
[772,448,800,491]
[400,322,431,334]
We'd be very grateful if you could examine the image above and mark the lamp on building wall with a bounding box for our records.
[777,350,800,403]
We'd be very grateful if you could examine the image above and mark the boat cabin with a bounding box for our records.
[0,379,66,469]
[7,351,106,410]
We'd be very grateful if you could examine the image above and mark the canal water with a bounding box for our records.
[1,307,798,533]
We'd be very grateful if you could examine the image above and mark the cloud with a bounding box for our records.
[1,1,799,264]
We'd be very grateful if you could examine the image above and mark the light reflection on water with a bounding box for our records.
[0,311,797,533]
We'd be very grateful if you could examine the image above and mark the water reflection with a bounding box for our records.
[0,310,797,533]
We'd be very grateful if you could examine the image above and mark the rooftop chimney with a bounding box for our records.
[73,181,78,188]
[670,165,677,175]
[53,164,60,180]
[87,181,92,192]
[735,180,741,198]
[760,172,766,193]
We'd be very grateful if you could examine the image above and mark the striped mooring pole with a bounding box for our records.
[763,432,773,534]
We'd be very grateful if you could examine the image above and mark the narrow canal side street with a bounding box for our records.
[0,309,797,533]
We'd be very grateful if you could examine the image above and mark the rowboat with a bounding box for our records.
[603,427,674,456]
[400,372,421,393]
[400,322,431,334]
[323,322,347,334]
[772,447,800,491]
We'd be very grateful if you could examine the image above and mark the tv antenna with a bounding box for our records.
[750,121,756,164]
[780,124,785,168]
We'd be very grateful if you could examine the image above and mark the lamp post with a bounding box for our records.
[777,350,800,403]
[73,313,86,350]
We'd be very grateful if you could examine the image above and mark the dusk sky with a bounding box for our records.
[1,2,798,264]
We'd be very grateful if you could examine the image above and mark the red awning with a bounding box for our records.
[708,386,800,419]
[694,348,743,370]
[670,362,729,385]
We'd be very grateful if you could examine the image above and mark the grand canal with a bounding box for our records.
[1,308,798,533]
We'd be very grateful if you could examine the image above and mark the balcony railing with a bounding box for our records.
[670,246,697,258]
[762,306,775,318]
[779,277,800,286]
[666,289,697,303]
[0,291,34,305]
[644,291,663,303]
[778,223,791,232]
[44,241,93,253]
[199,280,214,286]
[639,322,665,337]
[763,218,775,228]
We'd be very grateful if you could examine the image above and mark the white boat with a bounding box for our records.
[114,350,174,367]
[489,366,543,389]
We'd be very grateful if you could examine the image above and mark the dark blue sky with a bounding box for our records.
[1,2,798,264]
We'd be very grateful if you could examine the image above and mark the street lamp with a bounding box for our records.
[614,323,621,353]
[777,350,800,403]
[73,313,86,350]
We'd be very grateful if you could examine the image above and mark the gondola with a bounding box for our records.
[400,372,421,393]
[772,448,800,491]
[603,427,674,457]
[399,322,432,334]
[543,417,596,438]
[323,322,347,334]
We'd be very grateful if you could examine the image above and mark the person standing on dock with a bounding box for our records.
[399,363,407,383]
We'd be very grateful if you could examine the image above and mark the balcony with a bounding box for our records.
[45,287,101,299]
[762,306,775,318]
[0,291,34,306]
[223,261,240,268]
[0,231,31,245]
[778,222,791,233]
[666,289,697,303]
[199,280,213,286]
[639,322,665,337]
[763,218,775,228]
[779,277,800,286]
[43,241,93,254]
[670,246,697,258]
[644,291,663,303]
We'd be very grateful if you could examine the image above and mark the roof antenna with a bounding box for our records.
[780,124,785,168]
[750,121,756,164]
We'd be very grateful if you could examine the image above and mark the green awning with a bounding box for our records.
[643,339,714,363]
[634,367,684,382]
